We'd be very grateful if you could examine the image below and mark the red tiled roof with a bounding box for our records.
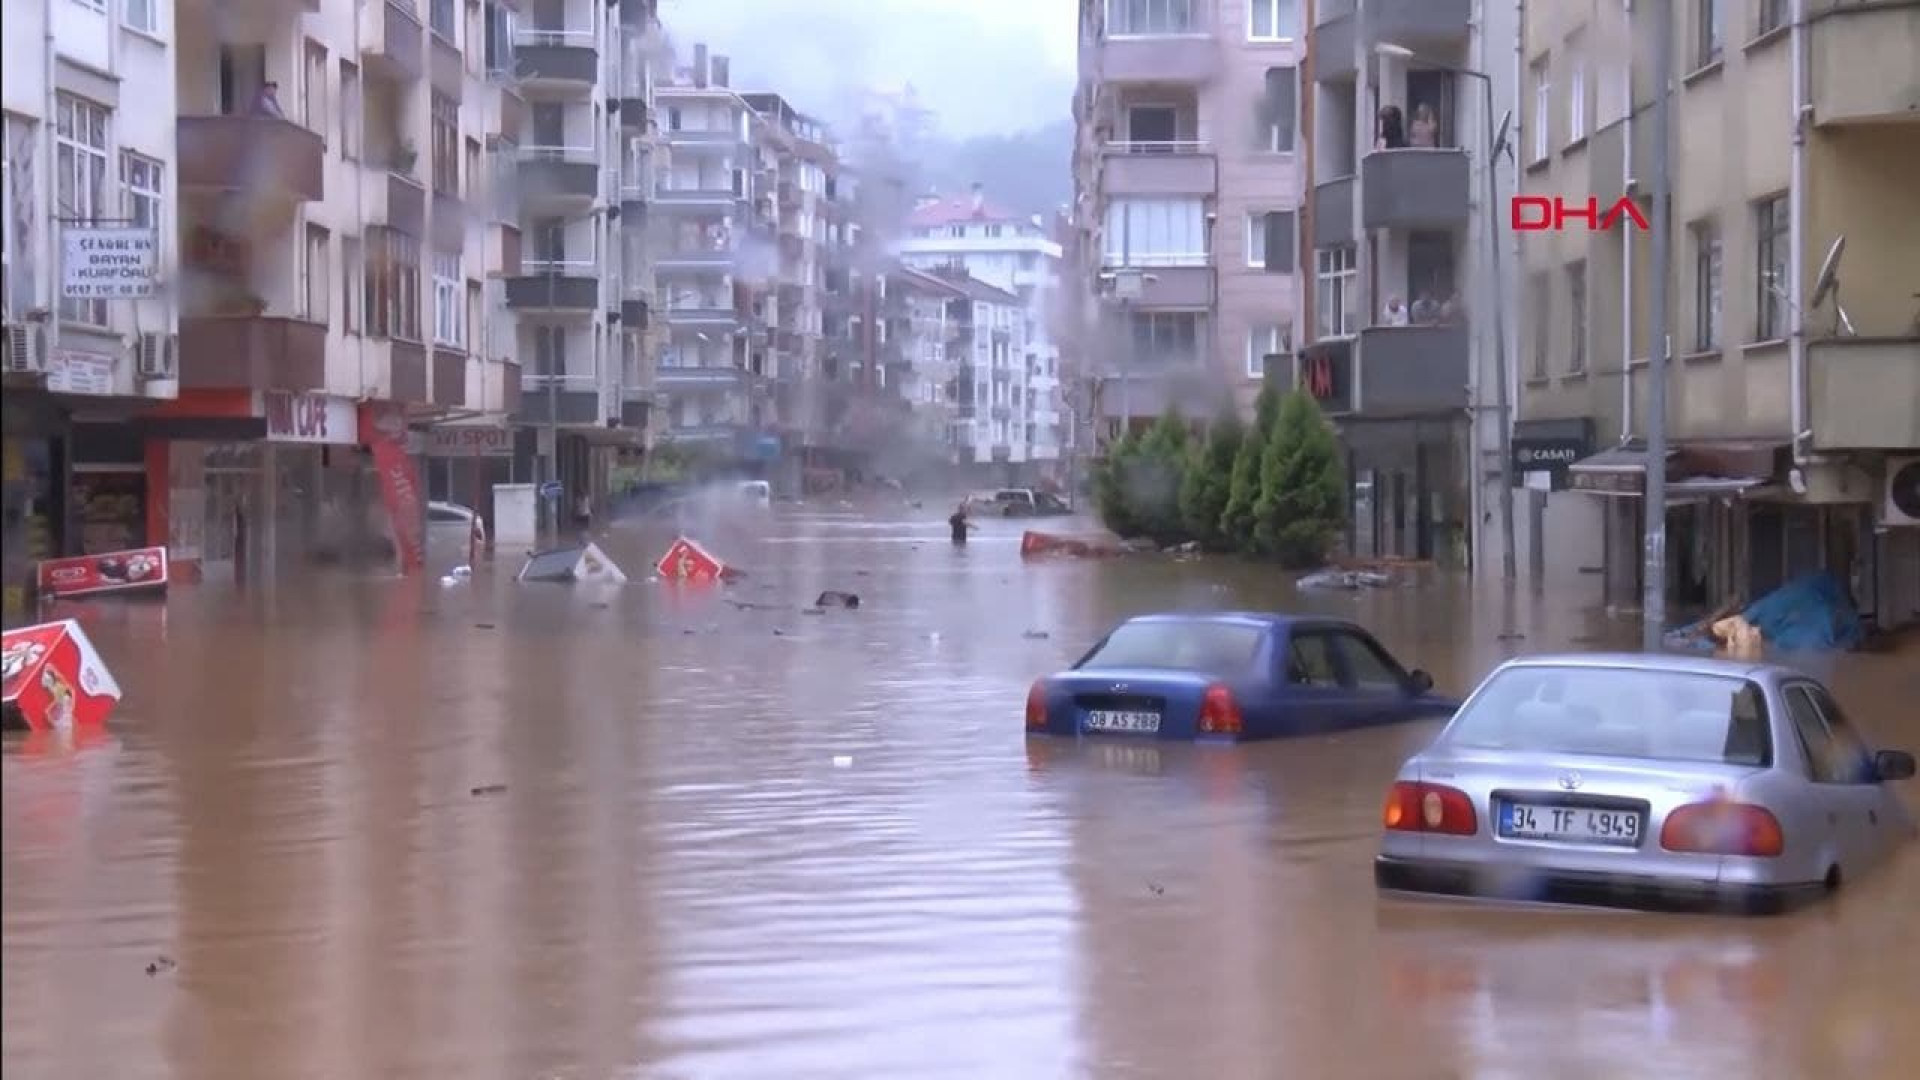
[907,192,1022,227]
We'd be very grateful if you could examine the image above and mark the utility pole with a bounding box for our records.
[1642,0,1674,650]
[1484,71,1517,582]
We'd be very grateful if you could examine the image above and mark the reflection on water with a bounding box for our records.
[4,510,1916,1079]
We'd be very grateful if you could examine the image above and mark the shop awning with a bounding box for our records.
[1567,441,1782,498]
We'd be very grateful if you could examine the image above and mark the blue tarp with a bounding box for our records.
[1665,571,1864,653]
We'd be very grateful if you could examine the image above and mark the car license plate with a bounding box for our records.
[1084,710,1161,734]
[1499,801,1643,846]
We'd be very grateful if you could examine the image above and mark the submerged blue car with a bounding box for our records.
[1025,612,1459,741]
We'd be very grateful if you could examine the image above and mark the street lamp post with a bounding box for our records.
[1642,0,1675,651]
[1375,44,1517,581]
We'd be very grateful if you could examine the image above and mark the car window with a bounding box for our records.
[1444,666,1773,766]
[1787,684,1875,783]
[1285,632,1341,688]
[427,506,464,523]
[1080,621,1266,677]
[1331,631,1405,692]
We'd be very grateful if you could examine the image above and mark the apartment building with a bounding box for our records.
[1517,0,1919,627]
[2,0,181,622]
[1300,0,1518,570]
[899,186,1067,474]
[506,0,657,518]
[1069,0,1304,445]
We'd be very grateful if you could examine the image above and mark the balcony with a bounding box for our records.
[504,262,599,312]
[1810,1,1920,126]
[486,223,522,278]
[516,378,604,426]
[177,115,324,202]
[665,127,750,153]
[620,397,650,430]
[1809,337,1920,450]
[428,21,463,97]
[1100,141,1217,196]
[517,148,599,211]
[1313,0,1472,83]
[1360,149,1468,231]
[179,316,327,392]
[514,29,598,90]
[655,246,735,272]
[362,0,425,83]
[389,341,428,403]
[662,301,742,329]
[1106,263,1214,307]
[655,186,745,210]
[657,366,750,391]
[1354,323,1469,416]
[1312,175,1355,248]
[1098,27,1216,84]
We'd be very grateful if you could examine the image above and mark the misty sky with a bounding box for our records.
[657,0,1077,139]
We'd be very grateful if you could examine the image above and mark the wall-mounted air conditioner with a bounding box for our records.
[136,332,178,380]
[1884,457,1920,528]
[4,322,48,374]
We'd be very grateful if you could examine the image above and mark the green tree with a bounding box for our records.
[1126,408,1193,545]
[1220,386,1281,550]
[1178,407,1243,551]
[1251,390,1347,567]
[1093,426,1144,537]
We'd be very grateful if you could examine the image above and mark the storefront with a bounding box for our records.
[1339,416,1470,567]
[2,390,68,627]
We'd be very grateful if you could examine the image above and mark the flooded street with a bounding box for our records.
[5,509,1918,1080]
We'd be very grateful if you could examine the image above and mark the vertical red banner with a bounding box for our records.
[358,403,425,575]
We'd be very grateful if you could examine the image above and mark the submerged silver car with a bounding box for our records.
[1374,653,1916,914]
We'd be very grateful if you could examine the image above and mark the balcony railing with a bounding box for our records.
[524,258,596,275]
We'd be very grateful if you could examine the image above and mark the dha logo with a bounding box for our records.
[1511,196,1651,233]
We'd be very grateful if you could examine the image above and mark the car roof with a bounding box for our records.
[1494,651,1801,682]
[1122,611,1354,631]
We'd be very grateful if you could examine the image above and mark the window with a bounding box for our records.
[339,61,361,159]
[303,224,329,320]
[431,0,457,40]
[1285,632,1341,687]
[1332,631,1406,693]
[1247,323,1288,379]
[1102,198,1206,267]
[534,324,567,377]
[1445,668,1774,767]
[1248,0,1295,41]
[1786,684,1877,784]
[1567,46,1587,143]
[56,94,110,326]
[1129,311,1203,366]
[431,93,459,195]
[1105,0,1198,36]
[465,137,480,199]
[1314,246,1356,339]
[341,235,362,333]
[1754,193,1787,341]
[1260,66,1296,152]
[1695,0,1724,68]
[1530,57,1551,162]
[1565,261,1588,374]
[1245,212,1270,268]
[1757,0,1788,36]
[364,228,421,340]
[303,41,328,137]
[468,280,482,356]
[124,0,158,34]
[120,151,163,230]
[1692,218,1722,350]
[433,253,464,347]
[1529,272,1551,377]
[1080,618,1264,675]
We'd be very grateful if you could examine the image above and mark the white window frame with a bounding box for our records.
[1566,259,1587,374]
[341,235,362,334]
[1567,48,1587,143]
[56,93,111,326]
[123,0,159,35]
[120,150,163,232]
[1104,0,1200,37]
[1247,323,1288,379]
[1314,246,1356,340]
[432,252,464,348]
[1692,218,1722,351]
[1103,197,1207,268]
[303,223,329,321]
[303,40,329,139]
[1248,0,1296,41]
[1530,58,1551,163]
[1245,212,1269,268]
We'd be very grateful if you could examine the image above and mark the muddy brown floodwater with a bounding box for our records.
[4,508,1917,1080]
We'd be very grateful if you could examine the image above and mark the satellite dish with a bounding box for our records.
[1808,235,1856,337]
[1492,109,1514,158]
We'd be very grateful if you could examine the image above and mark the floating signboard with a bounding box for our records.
[518,542,629,584]
[654,536,735,584]
[1,619,123,732]
[37,546,170,599]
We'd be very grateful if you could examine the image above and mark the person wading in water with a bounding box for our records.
[949,502,977,546]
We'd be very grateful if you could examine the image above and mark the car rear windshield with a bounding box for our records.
[1443,666,1773,767]
[1079,620,1266,676]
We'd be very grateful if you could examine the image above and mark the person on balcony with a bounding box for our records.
[1381,295,1410,326]
[1409,103,1440,148]
[252,81,285,119]
[1411,292,1442,324]
[1375,105,1407,150]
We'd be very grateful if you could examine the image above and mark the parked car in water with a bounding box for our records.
[970,488,1071,518]
[426,501,485,544]
[1025,613,1457,741]
[1373,653,1917,914]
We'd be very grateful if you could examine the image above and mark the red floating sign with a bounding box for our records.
[37,546,170,599]
[654,536,732,585]
[1,619,123,732]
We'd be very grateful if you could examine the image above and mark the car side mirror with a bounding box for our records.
[1407,669,1435,695]
[1875,749,1916,782]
